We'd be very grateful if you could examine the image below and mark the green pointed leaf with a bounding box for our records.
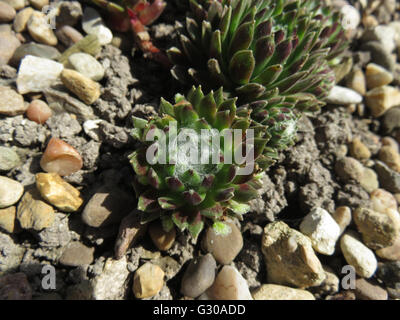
[229,20,255,57]
[198,91,217,124]
[160,98,175,117]
[219,5,232,42]
[129,151,148,176]
[139,210,161,225]
[172,212,189,231]
[166,177,185,192]
[233,183,259,202]
[187,86,204,111]
[132,116,148,129]
[188,218,204,241]
[183,190,205,206]
[158,197,179,210]
[200,203,223,219]
[252,64,283,86]
[138,192,159,212]
[229,50,255,85]
[181,169,202,186]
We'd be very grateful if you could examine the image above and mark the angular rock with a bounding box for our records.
[207,265,252,300]
[261,221,325,288]
[365,85,400,118]
[91,256,130,300]
[202,221,243,265]
[366,63,393,89]
[340,232,377,278]
[0,146,20,171]
[35,172,83,212]
[0,86,26,116]
[335,157,365,183]
[17,188,55,231]
[382,107,400,134]
[375,160,400,193]
[180,254,216,298]
[27,11,57,46]
[59,242,95,267]
[299,207,341,255]
[0,206,16,233]
[82,185,135,228]
[17,55,64,94]
[68,52,104,81]
[353,207,400,250]
[252,284,315,300]
[60,69,101,104]
[0,176,24,208]
[133,262,164,299]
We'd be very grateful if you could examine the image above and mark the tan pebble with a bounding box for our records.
[40,137,83,176]
[378,145,400,173]
[365,86,400,117]
[148,220,176,251]
[13,7,34,33]
[381,136,399,153]
[60,69,100,105]
[133,263,164,299]
[0,206,17,233]
[346,68,366,96]
[366,63,394,89]
[332,206,352,234]
[362,15,379,28]
[35,172,83,212]
[26,99,52,124]
[349,137,371,160]
[370,188,398,214]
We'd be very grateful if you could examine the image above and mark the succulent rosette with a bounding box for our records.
[129,86,299,239]
[168,0,347,111]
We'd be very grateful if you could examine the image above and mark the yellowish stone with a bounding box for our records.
[60,69,101,104]
[0,206,16,233]
[133,263,164,299]
[35,172,83,212]
[17,188,55,230]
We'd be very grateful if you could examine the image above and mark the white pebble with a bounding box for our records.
[17,55,64,94]
[340,232,377,278]
[326,86,363,105]
[300,207,341,255]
